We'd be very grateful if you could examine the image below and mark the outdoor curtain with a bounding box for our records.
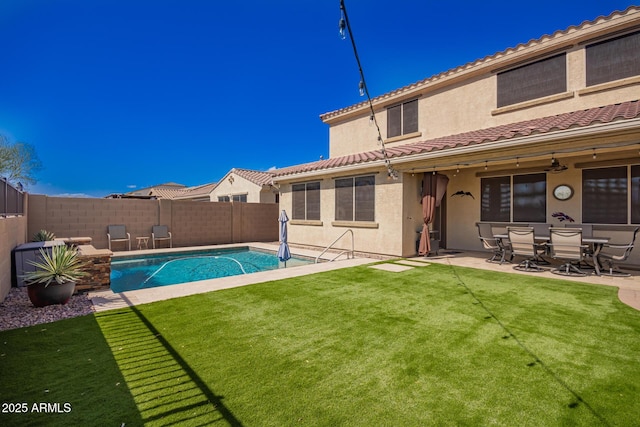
[418,173,449,255]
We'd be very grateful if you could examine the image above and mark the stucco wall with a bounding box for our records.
[328,24,640,158]
[27,195,278,250]
[211,172,277,203]
[0,215,27,301]
[280,169,405,257]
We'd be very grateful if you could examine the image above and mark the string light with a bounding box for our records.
[485,161,488,170]
[592,148,597,159]
[516,157,520,167]
[339,0,398,179]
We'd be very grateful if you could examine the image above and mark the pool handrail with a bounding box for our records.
[315,229,354,263]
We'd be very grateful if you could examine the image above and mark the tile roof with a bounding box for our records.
[231,168,274,186]
[174,182,218,199]
[274,100,640,178]
[320,6,640,121]
[148,187,191,199]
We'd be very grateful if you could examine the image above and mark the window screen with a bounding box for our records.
[335,175,375,221]
[293,182,320,221]
[513,173,546,222]
[497,54,567,107]
[582,167,627,224]
[481,176,511,222]
[631,165,640,224]
[387,99,418,138]
[586,31,640,86]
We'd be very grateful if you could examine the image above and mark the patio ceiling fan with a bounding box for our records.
[544,154,568,173]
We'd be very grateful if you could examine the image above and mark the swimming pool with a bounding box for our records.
[110,247,313,292]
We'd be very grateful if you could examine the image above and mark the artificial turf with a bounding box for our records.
[1,262,639,426]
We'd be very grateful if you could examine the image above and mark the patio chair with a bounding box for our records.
[507,227,545,272]
[548,228,589,276]
[598,227,639,277]
[530,223,553,264]
[107,225,131,251]
[152,225,172,249]
[476,222,509,264]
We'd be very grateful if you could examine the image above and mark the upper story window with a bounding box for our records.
[335,175,375,222]
[292,182,320,221]
[497,53,566,107]
[387,99,418,138]
[586,30,640,86]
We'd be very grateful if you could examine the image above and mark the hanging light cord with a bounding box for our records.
[339,0,398,179]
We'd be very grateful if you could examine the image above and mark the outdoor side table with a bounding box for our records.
[136,237,149,250]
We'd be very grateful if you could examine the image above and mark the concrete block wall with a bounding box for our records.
[171,201,233,246]
[0,215,27,301]
[235,203,281,242]
[26,195,279,250]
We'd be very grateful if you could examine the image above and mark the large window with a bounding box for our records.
[481,176,511,222]
[583,167,627,224]
[497,54,566,107]
[481,174,546,222]
[335,175,375,222]
[632,166,640,224]
[387,99,418,138]
[513,173,547,222]
[292,181,320,221]
[586,30,640,86]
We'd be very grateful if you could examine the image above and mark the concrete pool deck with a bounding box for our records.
[89,243,375,311]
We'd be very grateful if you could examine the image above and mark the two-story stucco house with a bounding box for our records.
[272,7,640,262]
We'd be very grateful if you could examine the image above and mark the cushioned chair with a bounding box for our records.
[548,228,589,276]
[507,227,545,272]
[598,227,639,277]
[476,222,509,264]
[152,225,172,249]
[107,225,131,251]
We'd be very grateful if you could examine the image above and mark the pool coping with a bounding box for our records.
[88,243,375,311]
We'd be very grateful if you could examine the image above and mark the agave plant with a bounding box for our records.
[24,245,87,287]
[32,229,56,242]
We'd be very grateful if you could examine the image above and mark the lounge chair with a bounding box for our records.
[152,225,172,249]
[107,225,131,251]
[548,228,589,276]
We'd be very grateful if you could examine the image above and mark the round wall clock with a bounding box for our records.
[553,184,574,201]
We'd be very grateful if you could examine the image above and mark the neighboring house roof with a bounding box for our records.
[274,100,640,178]
[320,6,640,122]
[173,182,218,200]
[149,187,192,199]
[228,168,274,187]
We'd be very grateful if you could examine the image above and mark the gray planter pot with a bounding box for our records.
[27,281,76,307]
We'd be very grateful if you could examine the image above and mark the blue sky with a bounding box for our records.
[0,0,635,197]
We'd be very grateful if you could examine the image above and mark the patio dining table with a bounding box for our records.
[494,234,610,275]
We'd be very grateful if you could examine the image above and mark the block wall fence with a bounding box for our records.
[26,195,279,250]
[0,215,27,301]
[0,195,279,301]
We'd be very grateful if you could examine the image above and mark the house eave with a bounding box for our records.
[274,118,640,183]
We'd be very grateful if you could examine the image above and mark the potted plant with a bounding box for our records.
[22,245,87,307]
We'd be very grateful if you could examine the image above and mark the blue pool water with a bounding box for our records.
[110,247,312,292]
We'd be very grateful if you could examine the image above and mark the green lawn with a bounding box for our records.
[1,262,639,426]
